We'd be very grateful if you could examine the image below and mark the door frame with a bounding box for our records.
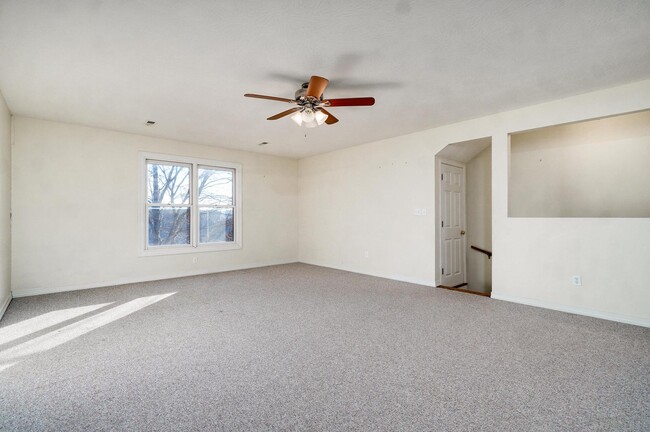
[435,157,467,287]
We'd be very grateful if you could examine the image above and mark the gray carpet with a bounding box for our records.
[0,263,648,431]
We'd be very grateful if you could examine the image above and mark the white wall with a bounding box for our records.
[299,78,650,327]
[299,138,437,285]
[11,118,298,296]
[0,92,11,318]
[465,146,491,294]
[510,110,650,217]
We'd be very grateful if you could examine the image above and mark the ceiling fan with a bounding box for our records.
[244,76,375,128]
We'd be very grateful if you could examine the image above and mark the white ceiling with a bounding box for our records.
[1,1,649,159]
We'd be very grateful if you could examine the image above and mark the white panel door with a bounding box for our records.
[440,162,466,287]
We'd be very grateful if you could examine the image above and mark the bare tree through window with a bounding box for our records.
[198,166,234,243]
[146,162,234,247]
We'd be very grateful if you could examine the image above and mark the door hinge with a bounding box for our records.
[442,267,444,274]
[441,174,443,181]
[441,221,444,227]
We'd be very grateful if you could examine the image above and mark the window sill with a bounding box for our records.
[139,241,242,257]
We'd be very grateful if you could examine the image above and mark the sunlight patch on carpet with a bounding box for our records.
[0,303,114,345]
[0,293,176,372]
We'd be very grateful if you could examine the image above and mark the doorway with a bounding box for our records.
[439,160,466,287]
[435,138,492,295]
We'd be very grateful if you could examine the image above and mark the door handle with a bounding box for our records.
[460,230,466,235]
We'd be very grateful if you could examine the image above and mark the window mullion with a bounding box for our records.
[192,163,198,248]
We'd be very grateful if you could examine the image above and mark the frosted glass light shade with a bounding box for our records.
[301,108,315,123]
[314,110,327,125]
[291,112,303,126]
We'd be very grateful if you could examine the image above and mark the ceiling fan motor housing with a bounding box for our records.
[294,88,305,100]
[294,83,311,101]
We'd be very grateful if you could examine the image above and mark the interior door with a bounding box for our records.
[440,162,466,287]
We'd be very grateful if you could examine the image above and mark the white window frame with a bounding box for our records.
[139,152,242,256]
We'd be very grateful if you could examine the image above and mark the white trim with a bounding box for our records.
[434,156,441,286]
[12,259,297,298]
[140,242,242,256]
[0,293,12,320]
[138,152,243,256]
[299,260,439,288]
[491,291,650,328]
[437,158,465,170]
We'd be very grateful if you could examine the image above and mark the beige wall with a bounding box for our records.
[510,110,650,217]
[0,92,10,317]
[299,79,650,327]
[465,146,491,294]
[299,136,437,285]
[11,118,298,296]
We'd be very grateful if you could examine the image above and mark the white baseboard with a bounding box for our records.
[0,292,12,320]
[15,261,647,328]
[299,260,438,288]
[491,292,650,328]
[12,259,298,298]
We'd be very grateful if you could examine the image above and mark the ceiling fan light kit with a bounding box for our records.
[291,108,327,128]
[244,75,375,128]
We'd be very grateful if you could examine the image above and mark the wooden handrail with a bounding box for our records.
[471,245,492,259]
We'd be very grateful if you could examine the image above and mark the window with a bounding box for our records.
[147,161,192,247]
[140,153,241,255]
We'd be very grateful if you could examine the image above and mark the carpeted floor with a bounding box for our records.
[0,263,648,431]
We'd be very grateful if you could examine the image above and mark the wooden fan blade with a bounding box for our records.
[267,107,301,120]
[325,97,375,107]
[306,76,329,98]
[245,93,296,103]
[319,108,339,125]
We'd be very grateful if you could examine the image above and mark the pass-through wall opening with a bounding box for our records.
[509,110,650,218]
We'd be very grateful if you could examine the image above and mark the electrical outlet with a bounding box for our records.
[414,208,421,216]
[421,208,427,216]
[572,275,582,286]
[364,251,369,258]
[192,257,198,264]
